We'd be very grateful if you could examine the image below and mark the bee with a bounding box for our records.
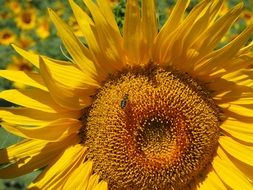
[120,94,129,109]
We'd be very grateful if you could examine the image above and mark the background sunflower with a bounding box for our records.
[0,0,253,189]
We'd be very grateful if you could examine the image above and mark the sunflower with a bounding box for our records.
[241,9,253,25]
[5,0,21,14]
[0,29,16,46]
[15,8,37,30]
[36,17,50,39]
[1,0,253,189]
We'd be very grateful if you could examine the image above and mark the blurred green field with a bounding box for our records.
[0,0,252,189]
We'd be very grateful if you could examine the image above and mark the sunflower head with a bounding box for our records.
[241,9,253,25]
[36,18,51,39]
[5,0,21,14]
[0,29,16,45]
[82,64,221,189]
[15,8,37,30]
[0,0,253,190]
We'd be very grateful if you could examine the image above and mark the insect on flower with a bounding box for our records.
[120,94,129,109]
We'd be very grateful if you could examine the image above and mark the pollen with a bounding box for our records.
[80,64,221,190]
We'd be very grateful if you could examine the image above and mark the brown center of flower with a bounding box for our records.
[22,13,32,24]
[2,32,11,40]
[19,63,32,71]
[80,64,221,190]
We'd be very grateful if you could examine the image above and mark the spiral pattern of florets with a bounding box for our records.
[80,64,221,190]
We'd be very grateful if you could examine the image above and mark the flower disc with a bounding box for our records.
[81,65,221,190]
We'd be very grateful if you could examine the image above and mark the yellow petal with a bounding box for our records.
[0,149,60,179]
[0,135,77,163]
[12,44,76,67]
[171,2,218,69]
[42,57,100,91]
[162,0,190,32]
[0,135,78,179]
[140,0,157,64]
[194,23,253,78]
[182,0,223,51]
[213,154,253,190]
[192,3,243,57]
[0,89,65,113]
[123,0,141,65]
[205,56,253,79]
[219,103,253,118]
[239,41,253,54]
[155,0,210,65]
[41,57,100,108]
[86,174,100,190]
[39,57,90,110]
[96,0,119,32]
[0,139,46,164]
[218,96,253,105]
[221,118,253,143]
[69,0,107,79]
[222,69,253,88]
[197,169,226,190]
[154,0,190,57]
[62,161,93,190]
[1,118,81,141]
[219,136,253,167]
[0,70,47,91]
[83,0,125,70]
[210,77,253,105]
[227,153,253,183]
[12,45,99,90]
[29,144,87,189]
[0,108,80,126]
[12,45,39,68]
[218,146,253,182]
[48,9,98,79]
